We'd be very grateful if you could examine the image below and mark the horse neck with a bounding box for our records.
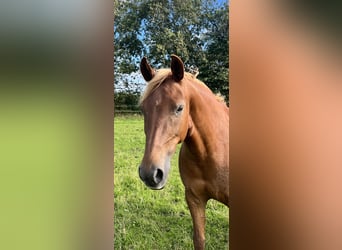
[184,80,229,158]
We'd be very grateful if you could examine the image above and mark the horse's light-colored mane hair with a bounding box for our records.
[139,68,225,104]
[139,69,171,104]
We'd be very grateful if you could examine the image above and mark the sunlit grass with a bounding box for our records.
[114,115,228,249]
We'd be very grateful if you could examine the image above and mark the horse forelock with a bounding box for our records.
[139,69,171,105]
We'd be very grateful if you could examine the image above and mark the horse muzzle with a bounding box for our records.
[138,164,168,190]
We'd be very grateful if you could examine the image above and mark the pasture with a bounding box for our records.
[114,115,229,249]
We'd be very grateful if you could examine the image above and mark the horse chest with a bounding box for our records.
[179,150,229,203]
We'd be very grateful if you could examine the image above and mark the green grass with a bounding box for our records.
[114,115,229,249]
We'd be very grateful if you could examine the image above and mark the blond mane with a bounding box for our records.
[139,69,225,104]
[139,69,171,104]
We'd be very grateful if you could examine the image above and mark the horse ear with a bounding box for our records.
[140,57,155,81]
[171,54,184,82]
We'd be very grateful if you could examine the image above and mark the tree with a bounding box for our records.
[199,4,229,101]
[114,0,229,101]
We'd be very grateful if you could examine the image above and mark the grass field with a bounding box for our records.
[114,115,229,249]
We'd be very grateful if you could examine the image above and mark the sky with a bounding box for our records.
[218,0,229,6]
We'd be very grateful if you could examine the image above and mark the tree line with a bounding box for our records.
[114,0,229,109]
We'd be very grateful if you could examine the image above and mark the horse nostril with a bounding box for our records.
[153,168,163,184]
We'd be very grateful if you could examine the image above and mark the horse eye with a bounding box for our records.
[175,104,184,115]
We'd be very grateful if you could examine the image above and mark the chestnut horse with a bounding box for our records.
[138,55,229,249]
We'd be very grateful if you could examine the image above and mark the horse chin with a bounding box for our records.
[149,184,165,190]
